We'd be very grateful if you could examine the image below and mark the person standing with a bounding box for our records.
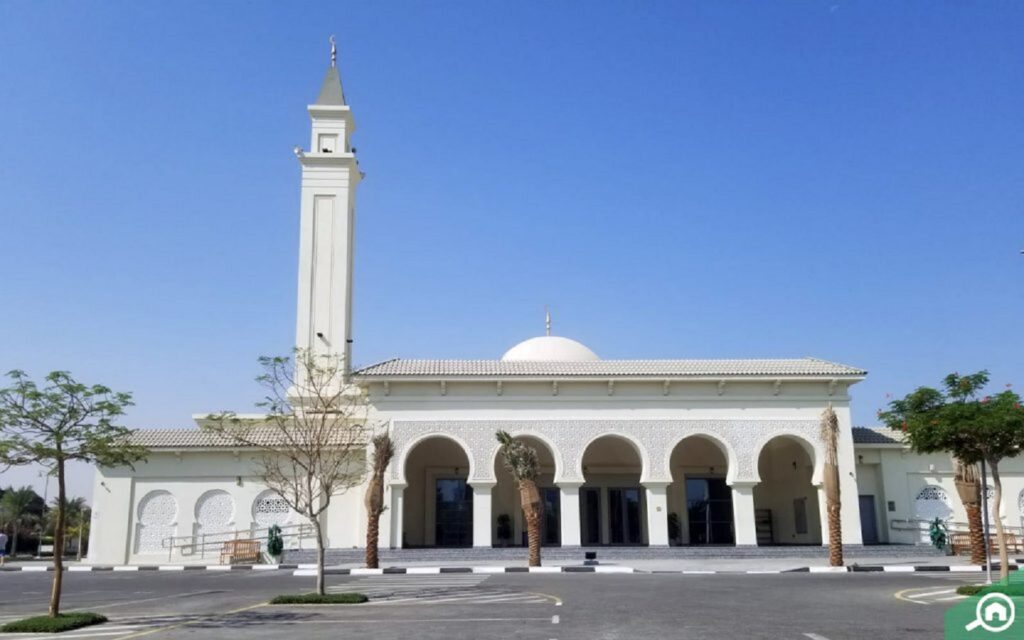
[0,530,9,566]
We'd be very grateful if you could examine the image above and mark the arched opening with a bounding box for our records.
[492,436,559,547]
[134,490,178,555]
[668,436,732,546]
[402,436,472,548]
[194,490,235,548]
[753,436,821,545]
[580,435,645,545]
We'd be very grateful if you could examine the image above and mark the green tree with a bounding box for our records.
[0,370,147,617]
[0,485,44,558]
[880,371,1024,581]
[495,431,543,567]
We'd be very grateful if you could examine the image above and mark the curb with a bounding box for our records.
[0,564,303,572]
[292,565,636,576]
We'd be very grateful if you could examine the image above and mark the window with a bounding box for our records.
[318,134,337,153]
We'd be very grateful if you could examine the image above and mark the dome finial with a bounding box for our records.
[545,306,552,336]
[329,35,337,68]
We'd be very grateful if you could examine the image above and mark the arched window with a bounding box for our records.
[914,486,953,523]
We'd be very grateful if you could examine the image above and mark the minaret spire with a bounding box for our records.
[545,306,552,336]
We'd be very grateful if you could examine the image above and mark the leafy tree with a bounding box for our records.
[880,371,1024,581]
[820,405,843,566]
[495,431,543,567]
[0,485,44,558]
[203,351,370,595]
[364,433,394,569]
[0,370,147,617]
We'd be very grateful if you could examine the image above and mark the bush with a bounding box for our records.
[1,612,107,633]
[269,593,368,605]
[956,584,1024,597]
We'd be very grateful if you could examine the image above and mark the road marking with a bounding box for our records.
[909,588,956,598]
[894,587,932,605]
[115,602,267,639]
[68,590,227,613]
[803,634,831,640]
[937,595,968,602]
[552,614,560,624]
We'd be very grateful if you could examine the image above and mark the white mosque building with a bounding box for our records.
[86,52,1024,565]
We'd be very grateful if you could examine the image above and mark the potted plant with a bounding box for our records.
[267,524,284,563]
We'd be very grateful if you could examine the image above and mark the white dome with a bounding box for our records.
[501,336,600,362]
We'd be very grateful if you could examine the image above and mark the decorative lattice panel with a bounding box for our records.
[195,490,235,543]
[252,490,292,527]
[914,486,953,522]
[134,490,178,555]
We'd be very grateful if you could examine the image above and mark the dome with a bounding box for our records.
[501,336,600,362]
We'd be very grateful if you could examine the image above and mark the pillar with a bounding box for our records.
[470,482,495,548]
[644,482,670,547]
[558,482,582,547]
[731,482,759,546]
[389,484,405,549]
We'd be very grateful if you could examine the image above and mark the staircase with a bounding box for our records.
[285,544,945,565]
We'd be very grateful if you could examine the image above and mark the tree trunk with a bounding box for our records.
[11,523,19,559]
[49,460,66,617]
[312,518,326,596]
[519,479,543,567]
[989,460,1010,582]
[76,519,84,562]
[824,463,844,567]
[964,503,987,565]
[365,510,380,570]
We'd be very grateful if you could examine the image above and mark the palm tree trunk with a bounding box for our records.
[821,406,843,567]
[989,460,1010,582]
[365,513,380,569]
[953,458,985,565]
[519,480,543,567]
[49,460,66,617]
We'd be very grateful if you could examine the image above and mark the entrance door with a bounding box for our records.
[859,494,879,545]
[435,478,472,547]
[542,488,561,546]
[580,488,601,545]
[686,478,735,545]
[609,488,643,545]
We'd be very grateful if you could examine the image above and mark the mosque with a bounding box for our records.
[86,49,1019,565]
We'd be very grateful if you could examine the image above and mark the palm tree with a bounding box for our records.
[1,486,42,558]
[952,458,986,565]
[496,431,543,567]
[47,497,90,560]
[820,405,843,567]
[364,433,394,569]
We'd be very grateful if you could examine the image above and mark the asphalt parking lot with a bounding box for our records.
[0,569,978,639]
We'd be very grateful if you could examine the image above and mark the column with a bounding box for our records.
[389,484,405,549]
[731,482,759,546]
[470,482,495,548]
[644,482,670,547]
[558,482,582,547]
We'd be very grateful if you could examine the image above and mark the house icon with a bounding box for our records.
[984,600,1010,624]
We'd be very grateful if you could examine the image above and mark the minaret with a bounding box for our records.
[294,37,360,377]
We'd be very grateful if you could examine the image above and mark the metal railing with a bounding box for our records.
[889,518,1024,538]
[160,522,316,562]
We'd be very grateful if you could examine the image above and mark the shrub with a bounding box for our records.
[956,583,1024,597]
[1,612,107,633]
[269,593,368,605]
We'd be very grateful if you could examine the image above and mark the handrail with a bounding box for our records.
[160,522,316,561]
[889,518,1024,536]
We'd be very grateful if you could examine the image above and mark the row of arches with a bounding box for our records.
[401,433,820,548]
[134,489,294,555]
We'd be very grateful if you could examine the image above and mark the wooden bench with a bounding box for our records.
[219,539,261,565]
[949,532,1023,556]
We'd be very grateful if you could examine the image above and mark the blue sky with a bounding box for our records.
[1,2,1022,498]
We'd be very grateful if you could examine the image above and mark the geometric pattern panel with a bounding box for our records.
[914,485,953,522]
[252,490,293,527]
[134,490,178,555]
[390,419,823,484]
[195,490,235,544]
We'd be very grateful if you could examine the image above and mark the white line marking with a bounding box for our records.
[552,615,560,624]
[809,567,847,573]
[936,595,968,602]
[20,566,48,572]
[593,566,633,573]
[407,567,441,574]
[204,565,232,571]
[69,566,94,572]
[803,634,831,640]
[253,564,280,570]
[529,566,561,574]
[113,566,139,572]
[909,589,955,599]
[882,566,916,573]
[157,565,185,571]
[472,566,507,573]
[681,570,715,574]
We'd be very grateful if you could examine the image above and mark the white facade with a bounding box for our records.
[86,53,1024,565]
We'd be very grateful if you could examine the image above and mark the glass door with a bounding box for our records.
[609,488,643,545]
[435,478,473,547]
[580,487,601,545]
[542,487,561,546]
[685,478,734,545]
